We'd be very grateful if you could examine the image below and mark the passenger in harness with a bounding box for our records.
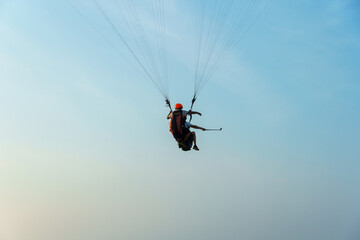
[167,103,206,151]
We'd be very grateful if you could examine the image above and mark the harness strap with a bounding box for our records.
[189,95,197,123]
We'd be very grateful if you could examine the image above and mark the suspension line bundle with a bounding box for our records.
[67,0,269,113]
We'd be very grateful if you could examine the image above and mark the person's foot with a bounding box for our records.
[193,145,199,151]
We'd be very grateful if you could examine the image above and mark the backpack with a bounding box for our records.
[170,110,187,140]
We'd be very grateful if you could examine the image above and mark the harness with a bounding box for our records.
[170,110,188,141]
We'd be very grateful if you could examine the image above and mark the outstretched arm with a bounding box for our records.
[190,124,206,131]
[188,110,202,116]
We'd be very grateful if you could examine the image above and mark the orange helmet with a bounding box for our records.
[174,103,183,109]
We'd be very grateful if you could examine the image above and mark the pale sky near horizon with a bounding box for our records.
[1,0,360,240]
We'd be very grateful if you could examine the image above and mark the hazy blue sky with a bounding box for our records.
[1,0,360,240]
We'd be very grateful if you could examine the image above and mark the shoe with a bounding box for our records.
[193,145,199,151]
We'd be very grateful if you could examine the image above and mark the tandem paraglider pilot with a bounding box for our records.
[167,103,206,151]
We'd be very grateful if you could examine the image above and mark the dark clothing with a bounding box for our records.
[178,130,193,151]
[170,109,193,151]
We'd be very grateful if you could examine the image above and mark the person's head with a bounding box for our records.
[175,103,183,110]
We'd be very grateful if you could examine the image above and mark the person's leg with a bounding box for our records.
[192,132,197,146]
[180,133,192,151]
[192,132,199,151]
[183,132,191,142]
[178,132,191,150]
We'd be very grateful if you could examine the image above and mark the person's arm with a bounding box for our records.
[188,110,202,116]
[190,124,206,131]
[167,111,172,119]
